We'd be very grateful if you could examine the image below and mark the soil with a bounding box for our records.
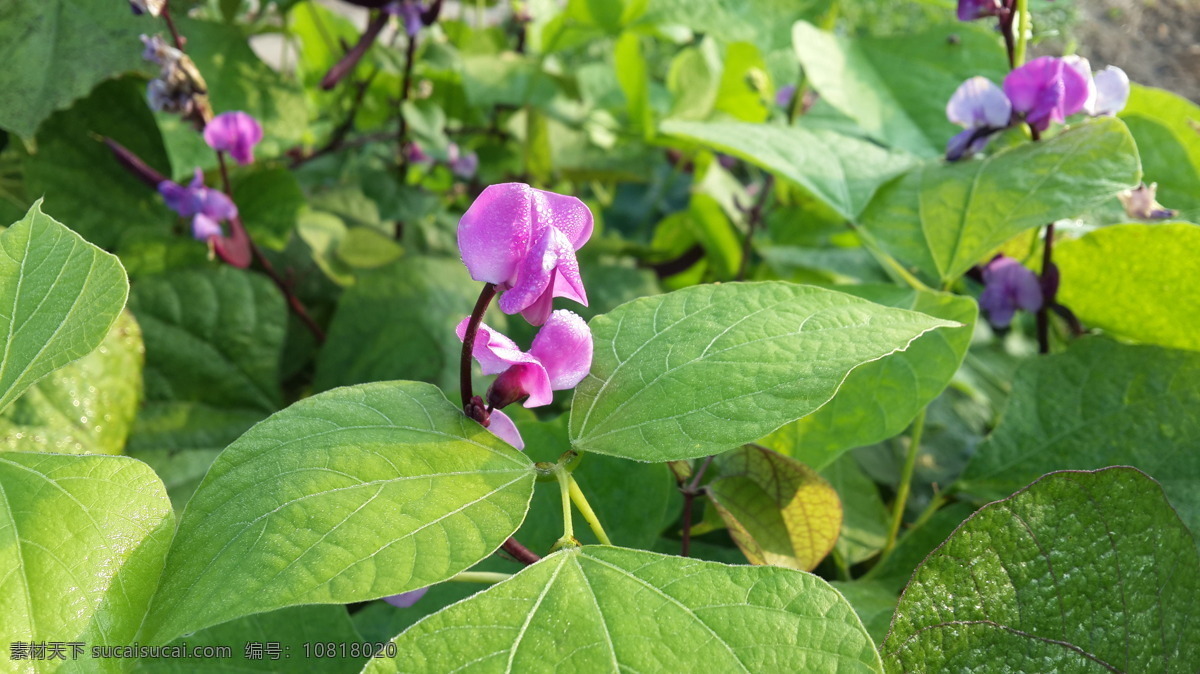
[1061,0,1200,103]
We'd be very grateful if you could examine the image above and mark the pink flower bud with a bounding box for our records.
[204,111,264,165]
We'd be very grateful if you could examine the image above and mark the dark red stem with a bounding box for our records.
[104,138,167,188]
[1036,223,1055,354]
[679,455,715,557]
[320,12,387,91]
[160,0,186,50]
[502,538,541,565]
[460,284,498,408]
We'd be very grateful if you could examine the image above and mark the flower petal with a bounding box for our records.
[383,587,428,608]
[455,317,539,375]
[498,226,587,323]
[458,183,536,286]
[947,76,1011,129]
[528,310,592,390]
[204,111,263,165]
[531,188,593,250]
[1092,66,1130,116]
[191,214,223,240]
[1062,55,1098,115]
[486,409,525,450]
[491,362,553,408]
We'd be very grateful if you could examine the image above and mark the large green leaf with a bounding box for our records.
[1056,223,1200,352]
[134,605,367,673]
[315,258,505,394]
[140,381,535,645]
[368,546,883,673]
[861,117,1142,283]
[0,453,175,671]
[126,267,285,454]
[885,468,1200,672]
[662,120,916,220]
[957,338,1200,536]
[822,454,890,566]
[24,78,176,250]
[0,311,143,455]
[1119,85,1200,222]
[792,22,1008,157]
[707,444,842,570]
[157,17,308,176]
[569,282,957,461]
[761,287,976,470]
[0,202,129,414]
[0,1,146,137]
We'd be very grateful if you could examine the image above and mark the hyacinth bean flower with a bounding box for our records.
[1090,66,1131,116]
[945,76,1012,160]
[385,1,424,37]
[158,168,238,240]
[383,587,428,608]
[457,310,593,449]
[979,255,1043,328]
[447,143,479,179]
[204,111,263,165]
[957,0,1005,21]
[129,0,165,16]
[458,183,593,325]
[1003,56,1090,132]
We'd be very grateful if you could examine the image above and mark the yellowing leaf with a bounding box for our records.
[707,445,842,570]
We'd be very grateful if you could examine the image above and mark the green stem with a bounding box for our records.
[555,466,575,544]
[568,475,613,546]
[1013,0,1031,68]
[447,571,511,584]
[882,409,926,559]
[849,223,932,292]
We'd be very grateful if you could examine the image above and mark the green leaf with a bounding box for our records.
[714,42,772,123]
[884,467,1200,672]
[125,267,285,463]
[157,17,308,175]
[0,453,175,668]
[0,201,129,414]
[1119,84,1200,222]
[24,77,176,250]
[140,381,535,645]
[232,167,306,249]
[368,546,883,673]
[569,282,958,461]
[829,580,897,645]
[134,605,367,673]
[861,117,1142,283]
[615,32,653,137]
[822,454,890,565]
[667,39,722,120]
[1056,223,1200,352]
[662,120,916,219]
[315,258,506,394]
[0,311,143,455]
[792,22,1008,157]
[707,445,842,570]
[957,338,1200,536]
[0,1,147,137]
[761,287,976,469]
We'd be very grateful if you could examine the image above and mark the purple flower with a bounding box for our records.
[1003,56,1090,132]
[204,112,263,165]
[406,142,432,165]
[1090,66,1130,116]
[957,0,1004,21]
[458,183,593,326]
[979,256,1043,328]
[385,1,424,37]
[457,310,593,448]
[775,84,797,108]
[158,168,238,240]
[383,587,428,608]
[447,143,479,179]
[945,76,1012,159]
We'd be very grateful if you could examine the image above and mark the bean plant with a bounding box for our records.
[0,0,1197,671]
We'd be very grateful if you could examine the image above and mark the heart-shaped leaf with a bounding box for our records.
[0,201,128,414]
[368,546,883,673]
[861,117,1141,283]
[885,467,1200,672]
[569,282,958,461]
[140,381,535,645]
